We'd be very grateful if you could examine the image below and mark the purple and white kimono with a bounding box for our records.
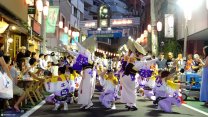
[158,92,181,112]
[99,77,118,108]
[78,65,96,106]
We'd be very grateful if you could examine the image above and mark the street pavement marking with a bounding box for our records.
[19,100,208,117]
[182,104,208,116]
[20,100,46,117]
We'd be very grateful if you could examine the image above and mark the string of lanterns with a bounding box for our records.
[95,49,119,57]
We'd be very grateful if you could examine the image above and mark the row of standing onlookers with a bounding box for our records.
[155,52,204,74]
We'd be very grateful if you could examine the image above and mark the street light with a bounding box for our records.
[177,0,203,57]
[206,0,208,10]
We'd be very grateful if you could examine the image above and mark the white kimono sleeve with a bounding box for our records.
[99,77,106,87]
[75,42,86,55]
[134,58,158,70]
[67,50,79,57]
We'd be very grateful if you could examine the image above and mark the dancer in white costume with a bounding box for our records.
[121,51,158,111]
[120,52,138,111]
[75,42,96,109]
[65,42,96,109]
[78,62,96,109]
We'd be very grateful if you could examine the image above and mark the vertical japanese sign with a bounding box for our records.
[46,6,59,33]
[165,14,174,38]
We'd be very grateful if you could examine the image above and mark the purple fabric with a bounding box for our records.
[99,90,116,108]
[158,92,181,112]
[144,90,154,99]
[76,54,88,65]
[158,97,181,112]
[158,99,172,112]
[155,76,163,86]
[72,63,83,71]
[88,69,93,77]
[45,94,55,104]
[155,90,168,98]
[114,73,120,78]
[72,54,88,71]
[130,74,136,81]
[138,77,147,88]
[139,69,153,78]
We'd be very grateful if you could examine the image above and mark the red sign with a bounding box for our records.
[32,20,41,35]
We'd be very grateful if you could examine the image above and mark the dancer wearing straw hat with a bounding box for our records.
[120,39,158,111]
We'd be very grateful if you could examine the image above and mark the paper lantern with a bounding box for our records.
[7,38,13,43]
[157,21,162,32]
[59,21,63,29]
[144,30,148,37]
[36,0,43,12]
[64,27,68,33]
[147,24,151,32]
[45,0,49,6]
[43,6,49,16]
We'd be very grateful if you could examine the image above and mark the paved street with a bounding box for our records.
[27,93,208,117]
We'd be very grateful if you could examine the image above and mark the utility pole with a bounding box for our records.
[41,0,47,54]
[150,0,158,56]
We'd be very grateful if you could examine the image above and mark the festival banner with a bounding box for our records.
[46,6,59,33]
[165,14,174,38]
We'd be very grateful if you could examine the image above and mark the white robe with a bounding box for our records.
[120,75,137,106]
[78,68,96,105]
[120,57,158,107]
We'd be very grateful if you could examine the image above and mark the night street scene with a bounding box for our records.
[0,0,208,117]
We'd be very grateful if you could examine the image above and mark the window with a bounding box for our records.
[62,16,65,27]
[74,7,77,17]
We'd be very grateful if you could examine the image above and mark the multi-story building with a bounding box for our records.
[152,0,208,56]
[103,0,128,19]
[81,0,140,54]
[83,0,129,20]
[83,0,103,20]
[0,0,42,57]
[125,0,150,40]
[176,0,208,55]
[46,0,84,52]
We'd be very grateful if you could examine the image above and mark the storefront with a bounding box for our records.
[0,18,28,58]
[28,18,42,55]
[0,0,28,58]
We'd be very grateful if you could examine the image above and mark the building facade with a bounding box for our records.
[176,0,208,55]
[46,0,84,53]
[0,0,42,58]
[83,0,103,20]
[152,0,208,56]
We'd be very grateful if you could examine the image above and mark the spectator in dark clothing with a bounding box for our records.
[16,46,26,69]
[166,52,176,72]
[156,52,167,71]
[31,52,36,59]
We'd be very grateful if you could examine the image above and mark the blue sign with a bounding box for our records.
[72,36,79,45]
[60,33,69,45]
[88,29,123,38]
